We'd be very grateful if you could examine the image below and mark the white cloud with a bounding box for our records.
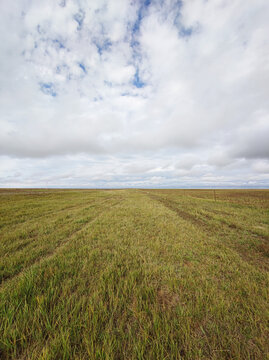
[0,0,268,187]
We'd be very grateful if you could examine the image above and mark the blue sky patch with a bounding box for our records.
[79,63,87,74]
[52,39,65,49]
[94,38,112,55]
[74,9,85,30]
[132,0,151,35]
[40,82,57,97]
[180,26,194,37]
[133,69,145,88]
[37,24,45,35]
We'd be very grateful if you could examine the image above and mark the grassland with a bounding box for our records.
[0,189,268,359]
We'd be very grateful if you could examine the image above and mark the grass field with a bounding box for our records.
[0,189,268,359]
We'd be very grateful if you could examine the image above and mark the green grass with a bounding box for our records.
[0,189,268,359]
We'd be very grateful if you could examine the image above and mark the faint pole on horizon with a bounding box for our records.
[214,189,216,202]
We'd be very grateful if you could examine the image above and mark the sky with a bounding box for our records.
[0,0,269,188]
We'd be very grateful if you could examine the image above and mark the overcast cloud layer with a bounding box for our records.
[0,0,269,188]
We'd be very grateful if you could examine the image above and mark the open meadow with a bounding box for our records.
[0,189,268,359]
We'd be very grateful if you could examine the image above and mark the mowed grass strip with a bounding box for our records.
[0,189,268,359]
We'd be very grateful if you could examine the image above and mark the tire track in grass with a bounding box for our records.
[32,198,124,264]
[144,191,268,242]
[0,198,124,290]
[143,191,269,270]
[0,190,109,224]
[0,196,117,282]
[0,193,112,231]
[145,191,268,241]
[0,196,119,254]
[144,192,207,227]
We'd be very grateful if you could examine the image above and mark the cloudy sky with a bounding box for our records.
[0,0,269,188]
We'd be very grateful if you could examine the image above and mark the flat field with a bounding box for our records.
[0,189,268,359]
